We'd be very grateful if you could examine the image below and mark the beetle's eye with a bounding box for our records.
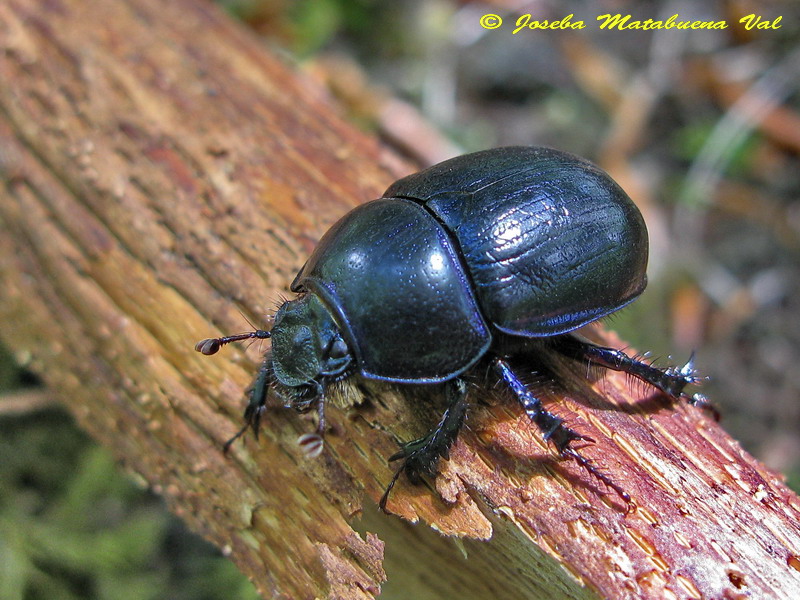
[328,339,348,359]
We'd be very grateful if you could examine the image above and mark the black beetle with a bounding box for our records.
[196,146,705,511]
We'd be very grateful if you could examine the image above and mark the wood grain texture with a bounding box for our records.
[2,1,800,598]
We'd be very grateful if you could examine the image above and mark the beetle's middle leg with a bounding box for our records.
[380,378,469,512]
[492,356,631,507]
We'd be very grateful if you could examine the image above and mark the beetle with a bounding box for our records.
[196,146,705,511]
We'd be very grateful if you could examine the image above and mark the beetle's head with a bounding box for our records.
[270,294,352,388]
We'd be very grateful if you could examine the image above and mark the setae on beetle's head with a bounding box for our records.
[193,292,352,450]
[270,294,352,389]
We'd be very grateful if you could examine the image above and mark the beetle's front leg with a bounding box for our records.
[222,354,274,452]
[492,356,631,508]
[551,334,710,408]
[380,379,469,512]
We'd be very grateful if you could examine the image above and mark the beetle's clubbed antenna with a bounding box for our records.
[195,327,274,451]
[195,329,271,355]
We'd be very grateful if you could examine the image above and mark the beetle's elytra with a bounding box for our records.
[196,146,705,511]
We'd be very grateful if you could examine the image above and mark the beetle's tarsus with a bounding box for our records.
[215,351,275,452]
[561,445,633,512]
[380,379,469,512]
[493,356,631,508]
[222,421,251,453]
[379,466,404,513]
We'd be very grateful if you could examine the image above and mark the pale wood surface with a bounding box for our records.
[2,1,800,598]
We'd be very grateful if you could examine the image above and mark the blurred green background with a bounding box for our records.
[2,0,799,597]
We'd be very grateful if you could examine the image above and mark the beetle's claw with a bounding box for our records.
[572,432,596,445]
[389,438,439,480]
[380,436,445,511]
[222,421,250,453]
[379,466,404,513]
[548,424,592,453]
[656,352,704,398]
[677,352,703,385]
[687,392,720,421]
[661,354,719,418]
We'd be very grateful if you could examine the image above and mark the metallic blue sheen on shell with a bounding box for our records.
[292,199,491,382]
[292,146,648,383]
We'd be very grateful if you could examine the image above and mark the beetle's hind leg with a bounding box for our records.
[380,379,469,512]
[550,334,712,412]
[492,356,631,508]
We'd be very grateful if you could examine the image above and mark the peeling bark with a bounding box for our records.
[2,1,800,598]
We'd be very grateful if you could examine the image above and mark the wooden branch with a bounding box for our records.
[2,1,800,598]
